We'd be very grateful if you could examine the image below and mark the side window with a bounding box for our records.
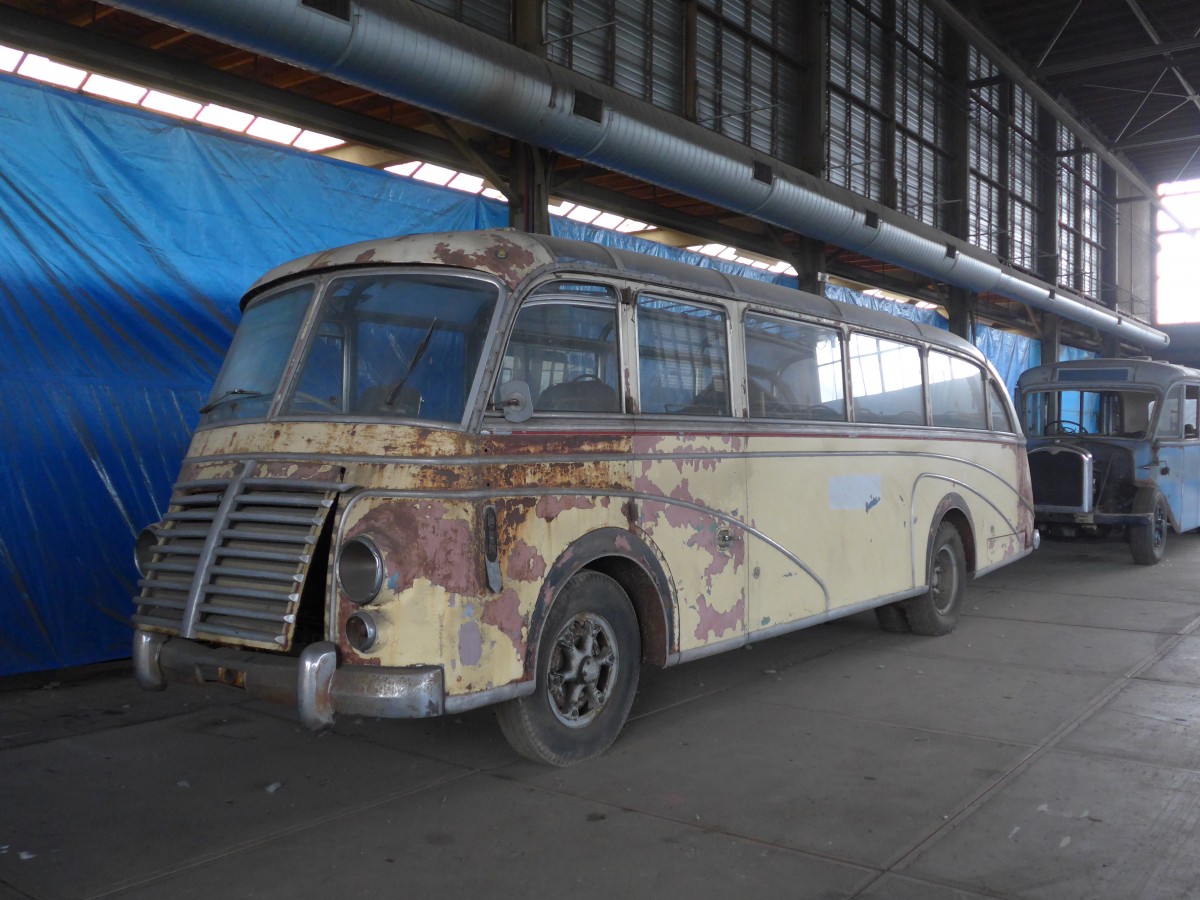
[928,351,987,429]
[988,381,1015,433]
[497,284,621,414]
[848,333,924,425]
[744,313,845,420]
[1158,385,1183,439]
[1186,385,1200,440]
[637,296,730,416]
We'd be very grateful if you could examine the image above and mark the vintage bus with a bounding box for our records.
[133,229,1036,765]
[1018,357,1200,565]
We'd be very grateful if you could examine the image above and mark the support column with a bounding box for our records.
[509,0,551,234]
[1036,100,1062,363]
[794,0,828,296]
[509,143,552,234]
[947,286,976,340]
[944,29,974,341]
[1041,312,1061,365]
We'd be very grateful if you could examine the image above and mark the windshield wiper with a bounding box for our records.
[199,388,266,414]
[385,319,438,407]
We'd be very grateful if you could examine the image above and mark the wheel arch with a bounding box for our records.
[524,527,675,678]
[928,493,977,578]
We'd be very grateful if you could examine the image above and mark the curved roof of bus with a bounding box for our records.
[1018,357,1200,391]
[246,229,984,361]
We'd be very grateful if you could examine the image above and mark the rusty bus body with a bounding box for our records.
[133,230,1036,764]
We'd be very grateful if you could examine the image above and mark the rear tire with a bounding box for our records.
[904,521,966,636]
[1129,488,1168,566]
[496,570,640,766]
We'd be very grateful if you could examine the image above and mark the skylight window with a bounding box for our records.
[141,90,201,119]
[82,74,147,105]
[384,161,422,177]
[293,130,344,152]
[18,55,86,89]
[412,163,457,186]
[246,117,301,144]
[0,45,25,73]
[197,104,255,132]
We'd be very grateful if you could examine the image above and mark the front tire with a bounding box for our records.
[496,570,640,766]
[904,521,966,636]
[1130,488,1168,565]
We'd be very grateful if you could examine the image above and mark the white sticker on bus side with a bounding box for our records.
[828,474,883,513]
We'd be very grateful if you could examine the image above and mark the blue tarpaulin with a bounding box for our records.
[0,73,1046,675]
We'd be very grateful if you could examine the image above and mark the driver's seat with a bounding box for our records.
[536,377,619,412]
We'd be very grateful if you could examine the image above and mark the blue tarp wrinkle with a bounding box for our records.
[0,73,1036,675]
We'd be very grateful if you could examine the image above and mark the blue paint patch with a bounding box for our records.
[829,474,883,511]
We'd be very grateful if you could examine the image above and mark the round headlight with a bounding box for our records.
[337,535,384,605]
[134,526,160,578]
[345,611,378,652]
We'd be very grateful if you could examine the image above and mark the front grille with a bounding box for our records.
[134,460,349,651]
[1029,446,1090,511]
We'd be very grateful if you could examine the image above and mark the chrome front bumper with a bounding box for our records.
[133,631,444,730]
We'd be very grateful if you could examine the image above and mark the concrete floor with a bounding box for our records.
[4,535,1200,900]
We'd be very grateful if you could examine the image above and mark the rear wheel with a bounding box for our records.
[904,521,966,636]
[1129,488,1168,566]
[496,570,640,766]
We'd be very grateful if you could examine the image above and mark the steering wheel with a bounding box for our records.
[571,373,602,382]
[291,391,339,412]
[1045,418,1087,435]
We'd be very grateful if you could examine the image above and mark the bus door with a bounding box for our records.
[741,314,847,630]
[632,294,748,652]
[1178,384,1200,530]
[1151,384,1195,529]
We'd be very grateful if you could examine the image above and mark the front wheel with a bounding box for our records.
[904,521,966,636]
[496,570,640,766]
[1129,488,1168,565]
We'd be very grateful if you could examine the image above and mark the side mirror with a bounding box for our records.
[499,380,533,423]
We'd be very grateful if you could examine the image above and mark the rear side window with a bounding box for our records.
[849,333,924,425]
[989,382,1015,433]
[744,313,845,420]
[928,351,987,429]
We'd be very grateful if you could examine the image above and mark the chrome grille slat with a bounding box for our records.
[203,584,299,603]
[171,492,224,506]
[132,613,188,630]
[219,528,316,545]
[137,575,190,592]
[194,622,288,645]
[227,510,325,527]
[134,460,346,651]
[144,560,200,575]
[217,547,313,564]
[164,510,222,523]
[198,604,295,624]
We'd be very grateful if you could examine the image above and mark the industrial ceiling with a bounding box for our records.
[0,0,1196,347]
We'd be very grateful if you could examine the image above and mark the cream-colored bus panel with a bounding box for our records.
[632,434,747,653]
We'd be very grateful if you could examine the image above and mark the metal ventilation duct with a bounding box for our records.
[106,0,1168,348]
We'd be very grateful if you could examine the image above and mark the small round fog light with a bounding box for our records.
[337,536,384,604]
[345,611,378,652]
[134,526,160,578]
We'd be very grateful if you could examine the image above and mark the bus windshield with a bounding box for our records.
[1021,388,1158,438]
[201,271,500,425]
